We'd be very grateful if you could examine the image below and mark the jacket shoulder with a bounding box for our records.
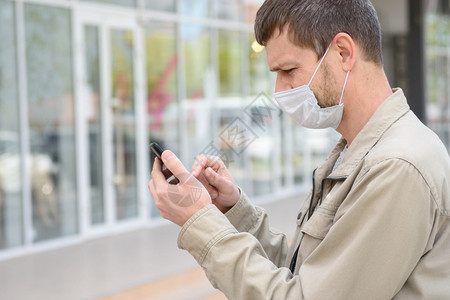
[365,111,450,213]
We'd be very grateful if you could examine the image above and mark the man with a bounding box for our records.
[149,0,450,298]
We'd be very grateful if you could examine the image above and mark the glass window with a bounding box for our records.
[83,25,104,225]
[146,0,175,11]
[245,1,261,24]
[279,114,294,188]
[146,21,178,218]
[215,30,245,187]
[249,35,271,95]
[245,98,277,196]
[80,0,136,8]
[24,4,77,242]
[217,30,242,97]
[426,53,450,145]
[425,3,450,149]
[246,34,278,196]
[290,128,339,188]
[216,113,249,189]
[110,29,138,221]
[179,0,209,18]
[211,0,242,20]
[181,24,213,167]
[292,126,306,185]
[0,0,23,249]
[308,128,340,175]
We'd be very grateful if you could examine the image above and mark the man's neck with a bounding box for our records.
[336,67,393,146]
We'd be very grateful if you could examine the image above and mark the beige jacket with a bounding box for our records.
[178,89,450,299]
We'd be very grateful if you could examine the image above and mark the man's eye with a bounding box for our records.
[284,68,295,74]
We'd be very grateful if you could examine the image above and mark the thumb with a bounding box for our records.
[204,167,229,190]
[161,150,189,182]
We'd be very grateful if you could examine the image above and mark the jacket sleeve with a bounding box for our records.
[224,189,289,267]
[177,159,435,300]
[177,205,304,299]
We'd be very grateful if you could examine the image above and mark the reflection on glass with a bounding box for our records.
[292,126,306,184]
[279,114,289,187]
[218,30,242,96]
[247,33,275,196]
[80,0,136,7]
[25,4,77,242]
[179,0,209,18]
[425,9,450,147]
[308,129,338,177]
[146,21,178,218]
[84,25,104,225]
[111,29,138,221]
[247,108,275,197]
[146,0,175,11]
[244,2,260,24]
[426,53,450,145]
[211,0,242,20]
[211,30,243,187]
[181,24,212,167]
[0,1,23,249]
[217,114,247,189]
[248,34,271,95]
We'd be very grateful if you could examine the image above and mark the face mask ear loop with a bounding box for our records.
[339,70,350,105]
[308,43,332,87]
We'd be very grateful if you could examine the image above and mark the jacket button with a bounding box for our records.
[297,211,302,220]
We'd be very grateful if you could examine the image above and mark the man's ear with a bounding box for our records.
[333,32,356,72]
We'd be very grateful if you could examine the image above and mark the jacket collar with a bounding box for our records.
[324,88,411,178]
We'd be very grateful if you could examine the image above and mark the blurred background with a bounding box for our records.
[0,0,449,299]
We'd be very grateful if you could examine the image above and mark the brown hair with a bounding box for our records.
[255,0,383,65]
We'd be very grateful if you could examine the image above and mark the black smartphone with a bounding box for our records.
[150,142,164,161]
[150,142,178,183]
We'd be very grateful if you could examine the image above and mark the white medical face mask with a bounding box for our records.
[273,45,350,129]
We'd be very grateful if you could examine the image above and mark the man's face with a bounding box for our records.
[265,28,339,108]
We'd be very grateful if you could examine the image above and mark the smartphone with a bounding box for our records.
[150,142,178,183]
[150,142,164,161]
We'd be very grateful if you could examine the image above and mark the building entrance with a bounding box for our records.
[75,11,147,236]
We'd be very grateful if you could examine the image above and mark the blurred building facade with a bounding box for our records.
[0,0,449,259]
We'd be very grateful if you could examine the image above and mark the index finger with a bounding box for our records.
[191,155,222,177]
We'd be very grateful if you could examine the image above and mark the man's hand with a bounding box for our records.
[191,155,240,213]
[148,151,211,226]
